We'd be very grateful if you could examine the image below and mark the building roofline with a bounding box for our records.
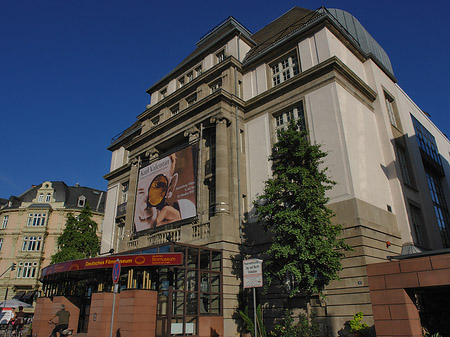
[145,17,255,94]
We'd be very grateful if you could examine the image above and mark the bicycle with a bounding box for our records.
[48,321,73,337]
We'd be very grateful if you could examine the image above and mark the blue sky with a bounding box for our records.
[1,0,449,198]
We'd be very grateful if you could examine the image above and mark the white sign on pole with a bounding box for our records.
[243,259,263,288]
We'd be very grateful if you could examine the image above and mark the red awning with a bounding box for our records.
[41,253,183,278]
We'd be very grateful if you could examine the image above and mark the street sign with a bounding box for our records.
[243,259,263,288]
[112,259,121,284]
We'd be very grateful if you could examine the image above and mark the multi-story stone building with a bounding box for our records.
[0,181,105,305]
[96,6,450,336]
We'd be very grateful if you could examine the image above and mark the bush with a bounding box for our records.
[348,312,369,335]
[270,309,319,337]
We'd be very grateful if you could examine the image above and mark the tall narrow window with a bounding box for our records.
[271,53,300,87]
[411,115,442,168]
[208,133,216,219]
[122,182,129,203]
[426,170,450,247]
[409,204,425,247]
[38,194,44,203]
[396,144,415,187]
[1,215,8,229]
[45,193,51,202]
[384,92,400,129]
[0,238,3,252]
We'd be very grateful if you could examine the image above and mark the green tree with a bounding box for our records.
[254,120,350,297]
[51,204,100,264]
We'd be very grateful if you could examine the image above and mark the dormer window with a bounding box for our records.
[78,195,86,208]
[38,194,44,203]
[45,193,51,202]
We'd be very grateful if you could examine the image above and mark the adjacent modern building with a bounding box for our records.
[0,181,105,307]
[30,6,450,337]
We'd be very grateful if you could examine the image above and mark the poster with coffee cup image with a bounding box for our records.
[134,144,198,233]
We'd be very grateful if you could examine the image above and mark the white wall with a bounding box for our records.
[110,147,126,171]
[101,184,118,253]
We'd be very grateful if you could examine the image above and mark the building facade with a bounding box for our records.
[0,181,105,306]
[100,7,450,336]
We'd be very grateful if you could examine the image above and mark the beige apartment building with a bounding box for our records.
[0,181,105,306]
[97,6,450,337]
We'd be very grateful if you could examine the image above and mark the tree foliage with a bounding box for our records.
[254,120,351,296]
[51,204,100,264]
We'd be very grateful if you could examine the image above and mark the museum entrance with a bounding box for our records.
[38,243,223,337]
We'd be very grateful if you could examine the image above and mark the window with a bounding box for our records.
[208,133,216,219]
[0,238,3,252]
[38,194,44,203]
[22,236,42,251]
[411,115,442,168]
[77,195,86,208]
[216,50,225,63]
[209,78,222,93]
[384,92,401,129]
[27,213,46,227]
[187,72,194,82]
[178,77,185,88]
[186,94,197,107]
[17,262,38,278]
[396,143,415,187]
[45,193,51,202]
[195,66,202,77]
[409,204,425,247]
[274,104,306,133]
[170,104,180,116]
[152,115,160,127]
[122,182,129,203]
[271,53,299,87]
[1,215,8,229]
[426,170,450,247]
[160,88,167,99]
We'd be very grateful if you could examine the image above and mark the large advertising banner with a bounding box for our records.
[134,144,198,233]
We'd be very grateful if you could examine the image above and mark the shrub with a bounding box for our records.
[270,309,319,337]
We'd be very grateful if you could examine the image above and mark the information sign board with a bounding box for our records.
[243,259,263,288]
